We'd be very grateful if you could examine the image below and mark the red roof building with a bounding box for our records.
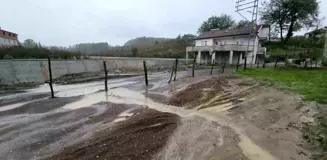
[0,28,19,47]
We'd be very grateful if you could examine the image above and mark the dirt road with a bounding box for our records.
[0,69,316,160]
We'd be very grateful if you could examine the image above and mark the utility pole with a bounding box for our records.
[236,0,260,67]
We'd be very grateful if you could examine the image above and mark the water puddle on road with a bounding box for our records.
[61,88,276,160]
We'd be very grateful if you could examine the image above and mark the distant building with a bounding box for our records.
[186,25,270,65]
[0,28,19,47]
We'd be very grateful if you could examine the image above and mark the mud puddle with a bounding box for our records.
[57,86,276,160]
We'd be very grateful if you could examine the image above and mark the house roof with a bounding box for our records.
[0,29,18,35]
[195,24,268,40]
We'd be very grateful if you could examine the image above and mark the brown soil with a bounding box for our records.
[164,76,318,160]
[46,108,180,160]
[167,76,229,107]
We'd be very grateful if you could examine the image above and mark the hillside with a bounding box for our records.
[97,34,196,58]
[124,37,171,47]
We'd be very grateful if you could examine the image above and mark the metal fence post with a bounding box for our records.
[47,56,54,98]
[244,57,247,70]
[222,62,226,73]
[236,56,240,71]
[143,61,148,86]
[192,53,196,77]
[210,61,214,75]
[262,58,266,68]
[173,58,178,81]
[103,61,108,91]
[168,66,174,84]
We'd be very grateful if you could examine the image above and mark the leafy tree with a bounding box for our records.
[198,14,236,33]
[23,39,37,48]
[131,47,138,57]
[176,35,181,41]
[261,0,319,44]
[236,20,253,28]
[181,34,196,41]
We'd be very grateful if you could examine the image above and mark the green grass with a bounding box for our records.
[238,68,327,104]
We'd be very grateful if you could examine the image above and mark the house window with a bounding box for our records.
[2,31,5,35]
[218,40,225,46]
[8,33,11,36]
[214,40,218,45]
[238,39,244,45]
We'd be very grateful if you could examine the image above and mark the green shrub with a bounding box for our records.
[3,54,13,59]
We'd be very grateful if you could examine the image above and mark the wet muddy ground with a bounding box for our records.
[0,68,318,160]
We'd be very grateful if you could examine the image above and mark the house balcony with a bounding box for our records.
[186,44,266,54]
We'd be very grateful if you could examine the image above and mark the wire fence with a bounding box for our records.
[44,55,238,98]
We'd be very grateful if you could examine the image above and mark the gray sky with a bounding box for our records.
[1,0,326,46]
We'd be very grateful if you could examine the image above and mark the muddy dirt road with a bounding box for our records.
[0,69,315,160]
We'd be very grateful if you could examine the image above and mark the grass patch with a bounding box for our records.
[239,68,327,158]
[238,68,327,104]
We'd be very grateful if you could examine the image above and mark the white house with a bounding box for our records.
[186,25,270,65]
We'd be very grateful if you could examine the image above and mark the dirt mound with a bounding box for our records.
[46,108,180,160]
[168,76,229,107]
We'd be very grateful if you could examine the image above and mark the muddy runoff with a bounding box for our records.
[0,74,283,160]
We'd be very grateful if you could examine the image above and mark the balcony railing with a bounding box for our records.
[186,44,266,53]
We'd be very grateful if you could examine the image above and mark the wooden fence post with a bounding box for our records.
[173,58,178,81]
[143,61,148,86]
[47,56,54,98]
[192,53,196,77]
[103,61,108,91]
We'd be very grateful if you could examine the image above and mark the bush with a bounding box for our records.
[3,54,14,59]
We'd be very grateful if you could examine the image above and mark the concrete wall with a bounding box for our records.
[0,57,191,84]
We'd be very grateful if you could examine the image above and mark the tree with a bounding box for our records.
[236,20,253,28]
[181,34,196,42]
[198,14,236,33]
[38,42,42,48]
[261,0,319,44]
[23,39,37,48]
[131,47,138,57]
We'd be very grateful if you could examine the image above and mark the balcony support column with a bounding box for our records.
[229,50,233,64]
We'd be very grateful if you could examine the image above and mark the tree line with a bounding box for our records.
[2,0,324,59]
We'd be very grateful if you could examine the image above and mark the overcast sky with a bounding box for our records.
[1,0,326,47]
